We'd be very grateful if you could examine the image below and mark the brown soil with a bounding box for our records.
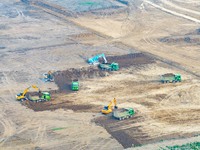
[94,114,200,148]
[24,53,155,113]
[53,53,155,91]
[151,109,200,125]
[107,53,154,68]
[22,95,102,112]
[94,114,146,148]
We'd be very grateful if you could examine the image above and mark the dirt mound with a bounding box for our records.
[151,108,200,125]
[54,53,155,91]
[95,112,200,149]
[160,36,200,45]
[107,53,154,68]
[22,97,101,112]
[94,114,146,148]
[54,67,109,91]
[161,85,200,105]
[24,53,155,112]
[70,33,102,41]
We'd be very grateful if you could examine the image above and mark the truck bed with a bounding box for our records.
[162,73,175,77]
[113,108,129,118]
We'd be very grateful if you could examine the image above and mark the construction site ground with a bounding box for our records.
[0,0,200,150]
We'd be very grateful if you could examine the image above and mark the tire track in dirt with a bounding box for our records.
[0,72,18,145]
[144,0,200,23]
[173,0,200,4]
[0,109,16,145]
[158,82,200,106]
[34,123,47,144]
[22,0,200,80]
[160,0,200,16]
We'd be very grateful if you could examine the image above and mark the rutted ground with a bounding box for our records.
[0,0,200,150]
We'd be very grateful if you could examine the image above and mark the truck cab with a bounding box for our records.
[111,63,119,71]
[41,92,51,101]
[71,80,79,91]
[174,74,181,82]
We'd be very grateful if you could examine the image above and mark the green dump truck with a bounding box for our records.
[27,92,51,102]
[41,92,51,101]
[113,108,135,120]
[161,73,181,83]
[71,79,79,91]
[98,62,119,71]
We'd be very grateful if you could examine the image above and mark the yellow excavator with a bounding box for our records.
[16,85,51,102]
[102,98,118,114]
[16,85,40,101]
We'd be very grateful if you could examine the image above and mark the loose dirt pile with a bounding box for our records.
[160,36,200,45]
[54,53,155,91]
[160,28,200,45]
[23,53,155,113]
[22,97,101,112]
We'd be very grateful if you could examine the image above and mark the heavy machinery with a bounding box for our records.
[113,108,135,120]
[98,62,119,71]
[71,79,79,91]
[87,53,107,65]
[161,73,181,83]
[43,71,54,82]
[102,98,118,114]
[16,85,38,101]
[16,85,51,102]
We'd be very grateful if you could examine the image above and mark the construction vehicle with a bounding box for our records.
[16,85,51,102]
[43,71,54,82]
[113,108,135,120]
[71,79,79,91]
[16,85,39,101]
[98,62,119,71]
[161,73,181,83]
[88,53,107,65]
[102,98,118,114]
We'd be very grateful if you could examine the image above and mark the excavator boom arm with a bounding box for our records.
[21,85,39,96]
[88,53,107,64]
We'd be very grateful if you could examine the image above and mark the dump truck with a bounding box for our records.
[98,62,119,71]
[71,79,79,91]
[161,73,181,83]
[27,92,51,102]
[113,108,135,120]
[16,85,51,102]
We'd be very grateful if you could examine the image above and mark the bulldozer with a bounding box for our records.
[102,98,118,114]
[16,85,51,102]
[43,71,54,82]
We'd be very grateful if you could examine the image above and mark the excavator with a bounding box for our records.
[43,71,54,82]
[88,53,107,65]
[16,85,51,102]
[102,98,118,114]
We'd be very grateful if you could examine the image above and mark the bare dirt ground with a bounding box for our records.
[0,0,200,150]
